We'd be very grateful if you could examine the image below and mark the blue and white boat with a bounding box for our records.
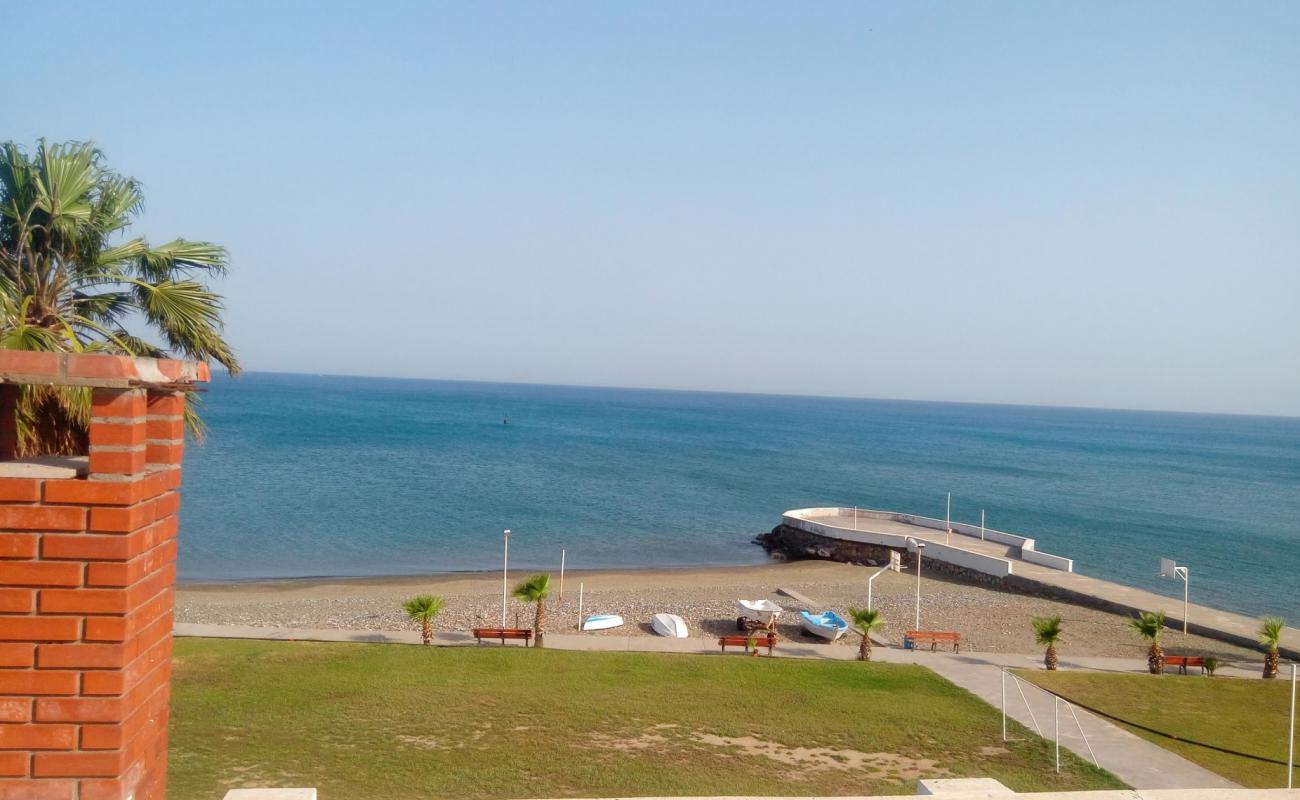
[799,610,850,641]
[582,614,624,632]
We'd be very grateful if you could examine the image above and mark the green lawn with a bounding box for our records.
[1018,670,1296,789]
[169,639,1122,800]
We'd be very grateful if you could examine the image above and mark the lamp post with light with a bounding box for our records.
[501,530,511,627]
[907,537,926,630]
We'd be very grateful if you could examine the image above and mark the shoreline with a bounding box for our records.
[176,560,1263,662]
[175,560,774,590]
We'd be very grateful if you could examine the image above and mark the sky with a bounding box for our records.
[7,2,1299,416]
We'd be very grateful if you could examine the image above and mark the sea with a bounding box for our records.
[179,372,1300,621]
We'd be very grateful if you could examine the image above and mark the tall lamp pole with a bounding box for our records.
[501,530,511,628]
[945,492,952,544]
[907,537,926,630]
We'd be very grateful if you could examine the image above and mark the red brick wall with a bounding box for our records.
[0,387,187,800]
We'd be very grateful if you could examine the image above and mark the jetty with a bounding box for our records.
[772,507,1300,659]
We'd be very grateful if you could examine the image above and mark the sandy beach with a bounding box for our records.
[177,560,1259,661]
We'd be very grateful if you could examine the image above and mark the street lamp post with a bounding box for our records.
[501,529,511,628]
[907,537,926,630]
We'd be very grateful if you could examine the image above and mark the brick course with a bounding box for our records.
[0,361,201,800]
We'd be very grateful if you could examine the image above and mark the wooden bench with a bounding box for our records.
[472,627,533,646]
[904,630,961,652]
[718,634,777,655]
[1164,655,1205,675]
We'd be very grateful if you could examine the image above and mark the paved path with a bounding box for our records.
[800,511,1300,659]
[175,622,1244,789]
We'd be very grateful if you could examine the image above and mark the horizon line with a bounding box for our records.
[213,368,1300,422]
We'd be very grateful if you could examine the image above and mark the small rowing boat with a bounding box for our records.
[799,610,849,641]
[737,599,783,625]
[582,614,624,631]
[650,613,689,638]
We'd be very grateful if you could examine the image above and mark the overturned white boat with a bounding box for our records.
[582,614,624,631]
[650,613,689,638]
[736,599,783,625]
[799,610,849,641]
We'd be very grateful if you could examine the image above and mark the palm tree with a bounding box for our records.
[1032,616,1064,670]
[847,607,884,661]
[0,139,237,454]
[512,573,552,648]
[1258,617,1285,679]
[1128,611,1167,674]
[402,595,447,645]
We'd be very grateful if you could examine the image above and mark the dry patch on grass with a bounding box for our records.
[218,764,298,791]
[591,724,948,782]
[394,734,446,750]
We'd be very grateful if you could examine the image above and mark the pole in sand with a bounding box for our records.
[946,492,952,543]
[981,509,986,541]
[559,548,566,600]
[501,530,510,628]
[577,582,584,631]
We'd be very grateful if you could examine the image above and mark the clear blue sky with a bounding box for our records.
[9,2,1299,415]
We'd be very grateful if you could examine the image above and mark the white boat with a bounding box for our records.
[582,614,624,631]
[799,610,850,641]
[650,613,689,638]
[736,599,783,625]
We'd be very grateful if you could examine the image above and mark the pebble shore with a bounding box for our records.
[176,560,1258,660]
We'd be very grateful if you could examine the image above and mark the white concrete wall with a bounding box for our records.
[911,539,1014,577]
[1021,549,1074,571]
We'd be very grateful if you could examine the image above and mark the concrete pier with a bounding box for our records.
[773,507,1300,659]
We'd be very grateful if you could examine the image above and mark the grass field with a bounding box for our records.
[168,639,1121,799]
[1019,670,1297,789]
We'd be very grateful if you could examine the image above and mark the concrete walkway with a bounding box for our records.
[175,622,1244,790]
[798,511,1300,659]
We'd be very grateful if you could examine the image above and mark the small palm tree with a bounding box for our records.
[1032,616,1064,670]
[1258,617,1285,679]
[402,595,446,645]
[1129,611,1167,674]
[847,607,884,662]
[512,573,552,648]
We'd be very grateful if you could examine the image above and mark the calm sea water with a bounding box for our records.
[179,373,1300,620]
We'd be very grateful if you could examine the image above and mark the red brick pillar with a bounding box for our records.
[0,374,194,799]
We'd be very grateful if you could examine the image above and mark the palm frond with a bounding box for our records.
[512,574,552,602]
[33,140,98,230]
[94,238,148,270]
[1128,611,1166,642]
[847,607,883,633]
[139,239,228,280]
[1031,616,1063,646]
[402,595,448,621]
[132,279,240,371]
[1258,617,1285,649]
